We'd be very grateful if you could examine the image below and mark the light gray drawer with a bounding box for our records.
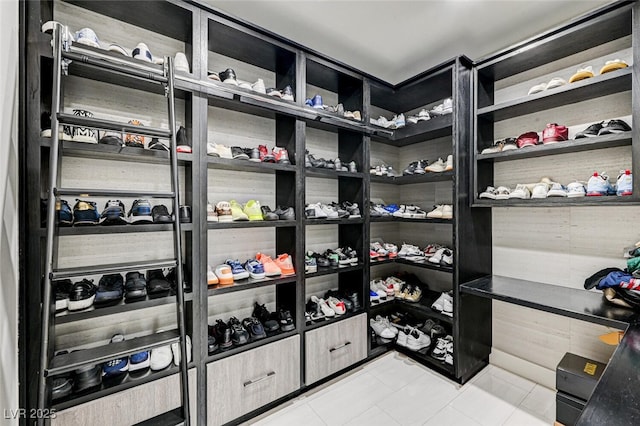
[52,368,197,426]
[305,314,367,385]
[207,335,301,426]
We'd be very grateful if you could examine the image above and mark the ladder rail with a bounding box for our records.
[166,56,191,426]
[37,21,66,424]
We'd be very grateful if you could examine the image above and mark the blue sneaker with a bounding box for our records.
[129,350,150,372]
[586,172,615,196]
[95,273,124,306]
[244,259,266,280]
[102,334,128,377]
[99,200,128,225]
[616,169,633,196]
[311,94,323,109]
[73,199,100,225]
[57,199,73,226]
[383,204,400,214]
[225,259,250,280]
[370,289,380,304]
[128,199,153,224]
[305,98,314,107]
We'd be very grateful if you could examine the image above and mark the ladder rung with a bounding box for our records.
[46,330,180,376]
[51,259,178,280]
[55,188,175,198]
[134,408,185,426]
[57,113,172,138]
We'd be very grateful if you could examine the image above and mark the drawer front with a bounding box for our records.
[207,335,301,426]
[52,368,197,426]
[305,314,367,384]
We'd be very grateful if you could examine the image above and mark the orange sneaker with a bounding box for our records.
[274,253,295,276]
[256,253,282,277]
[214,264,234,286]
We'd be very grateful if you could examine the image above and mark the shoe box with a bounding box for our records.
[555,353,606,426]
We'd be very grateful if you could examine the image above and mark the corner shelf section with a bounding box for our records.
[477,68,632,121]
[369,257,453,273]
[206,330,298,363]
[370,171,454,184]
[206,157,296,174]
[476,132,632,162]
[207,220,296,230]
[305,168,364,180]
[473,196,639,207]
[370,114,453,146]
[460,275,637,329]
[304,309,366,331]
[305,263,364,278]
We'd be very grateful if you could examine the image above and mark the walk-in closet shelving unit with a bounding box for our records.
[464,1,639,306]
[366,57,492,382]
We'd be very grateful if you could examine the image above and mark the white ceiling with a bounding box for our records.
[203,0,613,85]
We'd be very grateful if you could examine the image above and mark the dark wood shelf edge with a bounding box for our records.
[304,310,366,331]
[207,276,297,296]
[205,330,298,363]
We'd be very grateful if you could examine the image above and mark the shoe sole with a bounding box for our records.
[248,272,266,280]
[129,358,150,372]
[68,295,95,311]
[217,277,234,286]
[305,265,318,273]
[130,215,153,224]
[280,324,295,332]
[217,215,233,222]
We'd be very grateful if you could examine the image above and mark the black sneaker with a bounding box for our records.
[252,302,280,332]
[124,271,147,302]
[575,122,604,139]
[261,206,279,221]
[179,205,191,223]
[274,206,295,220]
[68,279,96,311]
[128,199,153,224]
[207,335,219,354]
[306,298,325,322]
[94,273,124,306]
[53,279,72,312]
[176,126,192,153]
[152,205,172,223]
[74,363,102,392]
[99,200,128,226]
[73,199,100,226]
[99,133,124,146]
[228,317,250,346]
[598,119,631,135]
[211,319,233,349]
[242,317,267,340]
[219,68,238,85]
[231,146,250,160]
[278,308,295,331]
[348,292,361,310]
[51,375,74,401]
[329,202,350,218]
[146,269,171,297]
[166,263,192,293]
[149,137,169,151]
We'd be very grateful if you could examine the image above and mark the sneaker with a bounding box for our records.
[207,202,218,222]
[575,122,604,139]
[274,253,295,276]
[228,317,249,345]
[123,119,145,148]
[567,181,587,197]
[267,87,282,98]
[481,140,504,154]
[311,296,335,317]
[281,85,295,102]
[305,203,329,219]
[326,296,346,315]
[516,131,540,148]
[586,172,615,196]
[432,292,454,314]
[429,248,454,267]
[445,155,453,171]
[229,200,249,221]
[547,183,568,197]
[542,123,568,144]
[150,335,174,371]
[370,315,398,339]
[252,79,266,94]
[215,264,234,286]
[425,158,447,173]
[305,253,318,273]
[306,298,325,322]
[256,252,282,277]
[598,119,632,135]
[242,317,267,340]
[502,138,518,151]
[247,147,261,162]
[124,272,147,302]
[531,182,550,199]
[341,201,361,218]
[427,205,446,218]
[94,273,124,306]
[274,206,295,220]
[215,201,233,222]
[398,243,423,259]
[102,334,128,377]
[404,285,423,303]
[99,200,128,225]
[53,279,72,312]
[212,320,233,349]
[146,269,171,297]
[370,241,389,258]
[68,279,96,310]
[207,265,219,286]
[508,184,531,199]
[225,259,250,280]
[278,308,295,331]
[129,349,150,372]
[273,147,291,164]
[219,68,238,85]
[600,59,629,75]
[406,329,431,351]
[370,289,381,304]
[527,82,547,95]
[479,186,497,199]
[242,199,263,221]
[259,145,276,163]
[149,205,171,224]
[56,199,73,226]
[176,126,191,153]
[128,199,153,224]
[252,303,280,332]
[73,200,100,225]
[228,146,247,160]
[329,202,349,219]
[207,70,221,82]
[569,66,594,83]
[384,243,398,258]
[432,336,454,361]
[244,258,266,280]
[309,94,323,109]
[616,170,633,196]
[495,186,511,200]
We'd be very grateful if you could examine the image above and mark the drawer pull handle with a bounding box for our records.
[243,371,276,387]
[329,341,351,353]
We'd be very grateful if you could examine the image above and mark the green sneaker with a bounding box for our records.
[229,200,249,221]
[243,200,263,221]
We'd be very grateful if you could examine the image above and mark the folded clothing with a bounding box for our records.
[584,267,623,290]
[628,256,640,275]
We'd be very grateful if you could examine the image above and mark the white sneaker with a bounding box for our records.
[445,155,453,171]
[527,82,547,95]
[547,182,568,197]
[567,181,587,197]
[442,205,453,219]
[428,248,453,266]
[531,182,549,199]
[238,80,252,90]
[207,202,218,222]
[431,292,453,313]
[370,316,398,339]
[174,52,190,74]
[427,205,447,218]
[326,296,346,315]
[170,335,192,366]
[398,243,423,258]
[251,79,266,94]
[370,280,388,301]
[319,204,339,220]
[311,296,335,317]
[207,265,218,285]
[406,329,431,351]
[425,158,446,173]
[479,186,497,199]
[508,184,531,199]
[150,331,173,371]
[495,186,511,200]
[305,203,328,219]
[396,329,409,347]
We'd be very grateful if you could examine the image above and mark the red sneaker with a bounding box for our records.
[542,123,568,144]
[273,147,291,164]
[516,131,539,148]
[259,145,275,163]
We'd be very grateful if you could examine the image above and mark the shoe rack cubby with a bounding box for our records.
[24,1,487,424]
[473,1,637,207]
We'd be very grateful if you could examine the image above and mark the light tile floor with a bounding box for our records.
[249,351,555,426]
